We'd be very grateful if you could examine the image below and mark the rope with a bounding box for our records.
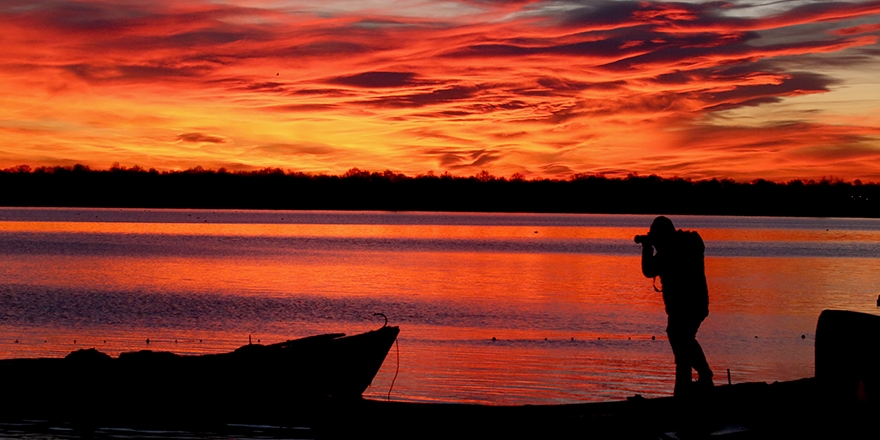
[387,336,400,401]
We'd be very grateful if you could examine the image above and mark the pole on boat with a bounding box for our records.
[373,313,388,328]
[727,368,731,385]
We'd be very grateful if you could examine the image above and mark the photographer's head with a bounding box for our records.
[649,216,675,250]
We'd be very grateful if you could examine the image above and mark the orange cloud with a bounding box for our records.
[1,0,879,181]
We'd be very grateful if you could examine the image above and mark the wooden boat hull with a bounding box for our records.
[0,325,399,423]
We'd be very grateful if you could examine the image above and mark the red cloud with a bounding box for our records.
[1,0,879,181]
[834,22,880,35]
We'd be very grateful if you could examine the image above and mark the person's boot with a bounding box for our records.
[696,372,715,394]
[674,363,693,398]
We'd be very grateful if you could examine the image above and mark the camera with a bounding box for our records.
[634,234,650,245]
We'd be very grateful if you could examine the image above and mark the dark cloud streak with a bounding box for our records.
[364,86,480,108]
[177,133,226,144]
[327,71,421,88]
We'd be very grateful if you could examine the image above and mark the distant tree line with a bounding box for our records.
[1,164,878,217]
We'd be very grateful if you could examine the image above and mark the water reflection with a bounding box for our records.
[1,209,879,404]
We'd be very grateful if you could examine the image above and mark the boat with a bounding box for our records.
[2,310,878,439]
[0,324,400,424]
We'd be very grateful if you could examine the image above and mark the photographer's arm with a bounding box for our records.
[641,244,658,278]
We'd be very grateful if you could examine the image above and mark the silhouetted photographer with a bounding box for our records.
[638,216,713,397]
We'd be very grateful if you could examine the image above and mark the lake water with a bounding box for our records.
[2,208,879,405]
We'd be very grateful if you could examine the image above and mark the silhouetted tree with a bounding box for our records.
[0,164,878,216]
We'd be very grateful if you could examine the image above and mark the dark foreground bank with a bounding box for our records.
[2,165,878,216]
[1,310,878,439]
[0,379,876,440]
[323,378,878,440]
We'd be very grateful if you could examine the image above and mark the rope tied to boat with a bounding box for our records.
[374,312,398,401]
[388,337,400,401]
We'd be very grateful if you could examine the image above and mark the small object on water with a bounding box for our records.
[74,340,76,344]
[146,338,150,344]
[571,337,575,341]
[175,340,178,343]
[544,337,548,341]
[651,335,655,340]
[755,336,758,338]
[597,337,600,340]
[103,340,106,343]
[14,340,18,344]
[200,339,203,343]
[534,231,538,234]
[802,334,806,339]
[628,337,631,340]
[491,337,496,341]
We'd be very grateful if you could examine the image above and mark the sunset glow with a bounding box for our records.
[2,0,880,181]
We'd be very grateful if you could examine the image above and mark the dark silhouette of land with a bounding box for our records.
[1,310,878,439]
[1,164,878,217]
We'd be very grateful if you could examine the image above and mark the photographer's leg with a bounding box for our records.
[691,317,713,387]
[667,318,696,397]
[693,340,712,384]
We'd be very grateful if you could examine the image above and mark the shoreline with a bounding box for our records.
[1,378,875,439]
[2,169,878,217]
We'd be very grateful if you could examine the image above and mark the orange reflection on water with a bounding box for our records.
[4,215,880,404]
[697,255,880,385]
[0,220,645,241]
[700,227,880,243]
[6,219,877,244]
[383,339,674,404]
[706,256,880,317]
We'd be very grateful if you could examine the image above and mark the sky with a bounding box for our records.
[1,0,880,181]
